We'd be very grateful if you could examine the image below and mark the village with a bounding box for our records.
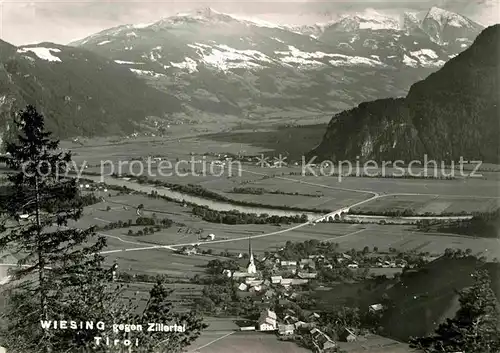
[178,236,434,352]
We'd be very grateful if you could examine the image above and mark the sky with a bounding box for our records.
[0,0,498,45]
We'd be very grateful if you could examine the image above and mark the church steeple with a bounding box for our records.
[247,237,256,274]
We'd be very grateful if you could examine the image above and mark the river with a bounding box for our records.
[82,175,324,220]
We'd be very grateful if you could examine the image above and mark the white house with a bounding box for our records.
[298,272,318,279]
[233,271,254,279]
[299,259,316,269]
[278,324,295,336]
[369,303,384,313]
[271,275,283,284]
[258,309,277,331]
[309,312,321,321]
[249,285,263,293]
[238,283,248,291]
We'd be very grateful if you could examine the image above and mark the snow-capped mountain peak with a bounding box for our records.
[152,7,236,27]
[424,6,474,28]
[403,12,421,32]
[175,7,230,21]
[420,6,483,45]
[149,7,284,30]
[331,9,401,31]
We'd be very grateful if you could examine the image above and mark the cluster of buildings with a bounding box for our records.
[78,183,107,193]
[221,239,319,295]
[242,307,357,352]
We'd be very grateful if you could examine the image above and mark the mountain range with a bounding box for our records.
[308,24,499,163]
[0,6,487,139]
[0,40,181,143]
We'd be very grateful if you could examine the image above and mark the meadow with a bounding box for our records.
[64,131,499,218]
[350,194,499,215]
[189,331,311,353]
[81,190,500,278]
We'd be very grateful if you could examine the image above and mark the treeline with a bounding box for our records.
[97,216,173,231]
[97,216,173,236]
[118,272,176,284]
[194,279,261,318]
[416,210,500,238]
[192,206,309,225]
[116,173,329,213]
[351,209,471,217]
[292,171,455,180]
[0,187,101,212]
[231,187,322,198]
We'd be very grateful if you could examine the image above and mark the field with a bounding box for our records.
[189,332,311,353]
[75,191,500,279]
[351,194,499,215]
[52,131,500,352]
[187,330,415,353]
[336,334,416,353]
[64,131,500,218]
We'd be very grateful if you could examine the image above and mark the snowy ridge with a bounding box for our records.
[17,47,62,62]
[408,49,445,68]
[425,6,473,28]
[338,9,401,31]
[151,7,285,30]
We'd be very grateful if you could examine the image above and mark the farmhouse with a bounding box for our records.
[200,233,215,241]
[284,315,298,325]
[233,271,254,279]
[271,275,283,284]
[295,321,314,329]
[310,328,336,351]
[297,272,318,279]
[249,285,263,293]
[339,328,357,342]
[369,303,384,313]
[278,324,295,336]
[342,253,352,260]
[240,326,256,331]
[263,289,276,299]
[308,312,321,321]
[257,309,277,331]
[182,246,197,255]
[299,259,316,269]
[245,278,263,286]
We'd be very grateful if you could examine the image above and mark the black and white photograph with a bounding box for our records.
[0,0,498,352]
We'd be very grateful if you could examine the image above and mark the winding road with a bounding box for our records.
[3,169,499,260]
[95,171,499,255]
[95,173,384,255]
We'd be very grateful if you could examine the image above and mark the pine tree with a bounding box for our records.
[0,105,207,352]
[133,280,208,352]
[410,269,500,353]
[0,105,107,352]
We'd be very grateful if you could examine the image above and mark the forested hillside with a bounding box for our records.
[309,24,500,163]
